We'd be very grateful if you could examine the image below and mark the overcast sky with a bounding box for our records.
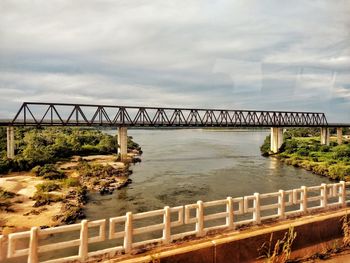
[0,0,349,122]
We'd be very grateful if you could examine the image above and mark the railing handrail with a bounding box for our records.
[0,181,349,263]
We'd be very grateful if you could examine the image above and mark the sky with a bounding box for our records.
[0,0,349,122]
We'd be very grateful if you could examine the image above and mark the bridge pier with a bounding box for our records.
[270,127,283,153]
[118,127,128,161]
[6,126,15,159]
[337,128,343,145]
[320,127,330,146]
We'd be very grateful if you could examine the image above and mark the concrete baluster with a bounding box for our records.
[163,206,171,244]
[28,227,39,263]
[278,190,285,219]
[253,193,261,224]
[226,197,234,230]
[196,201,204,237]
[321,183,328,208]
[79,220,88,261]
[124,212,133,253]
[301,186,308,213]
[0,235,4,261]
[340,181,346,207]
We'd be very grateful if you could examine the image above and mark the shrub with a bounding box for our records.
[291,159,302,167]
[36,182,61,192]
[328,165,350,180]
[300,161,313,171]
[54,203,85,224]
[63,177,80,187]
[33,164,66,180]
[0,188,16,199]
[80,144,100,155]
[333,145,350,159]
[128,137,141,151]
[32,191,63,207]
[330,141,338,147]
[296,148,309,157]
[312,163,329,176]
[77,162,117,178]
[284,139,298,154]
[0,200,14,212]
[31,165,42,175]
[320,145,331,152]
[0,159,10,174]
[260,135,271,156]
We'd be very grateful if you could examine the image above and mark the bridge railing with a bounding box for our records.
[1,181,349,263]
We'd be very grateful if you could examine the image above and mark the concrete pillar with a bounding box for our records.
[320,127,330,146]
[270,127,283,153]
[118,127,128,161]
[337,128,343,145]
[6,126,15,159]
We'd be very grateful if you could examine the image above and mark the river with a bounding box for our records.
[85,129,331,220]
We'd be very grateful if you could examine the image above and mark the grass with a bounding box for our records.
[258,227,297,263]
[62,177,80,187]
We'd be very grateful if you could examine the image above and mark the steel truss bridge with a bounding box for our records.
[0,102,335,128]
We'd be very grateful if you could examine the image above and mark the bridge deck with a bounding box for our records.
[1,121,348,127]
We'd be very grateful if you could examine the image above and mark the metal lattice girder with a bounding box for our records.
[3,102,329,127]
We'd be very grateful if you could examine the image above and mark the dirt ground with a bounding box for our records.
[0,173,62,234]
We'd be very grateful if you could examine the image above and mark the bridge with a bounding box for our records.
[1,102,349,160]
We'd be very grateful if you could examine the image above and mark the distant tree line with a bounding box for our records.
[0,127,140,174]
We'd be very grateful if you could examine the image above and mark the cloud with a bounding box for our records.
[0,0,349,122]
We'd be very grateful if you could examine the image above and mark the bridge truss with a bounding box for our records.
[1,102,328,127]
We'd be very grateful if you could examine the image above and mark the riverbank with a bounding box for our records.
[261,135,350,181]
[0,151,141,235]
[0,127,143,234]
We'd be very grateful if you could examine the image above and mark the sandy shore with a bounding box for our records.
[0,153,138,234]
[0,173,62,234]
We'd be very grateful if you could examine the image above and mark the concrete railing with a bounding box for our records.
[1,181,349,263]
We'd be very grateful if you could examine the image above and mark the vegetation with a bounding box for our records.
[261,128,350,180]
[32,191,63,207]
[258,227,297,263]
[77,160,122,178]
[32,164,67,180]
[35,181,61,192]
[0,127,140,174]
[0,188,16,199]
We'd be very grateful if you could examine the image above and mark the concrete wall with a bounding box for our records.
[113,208,348,263]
